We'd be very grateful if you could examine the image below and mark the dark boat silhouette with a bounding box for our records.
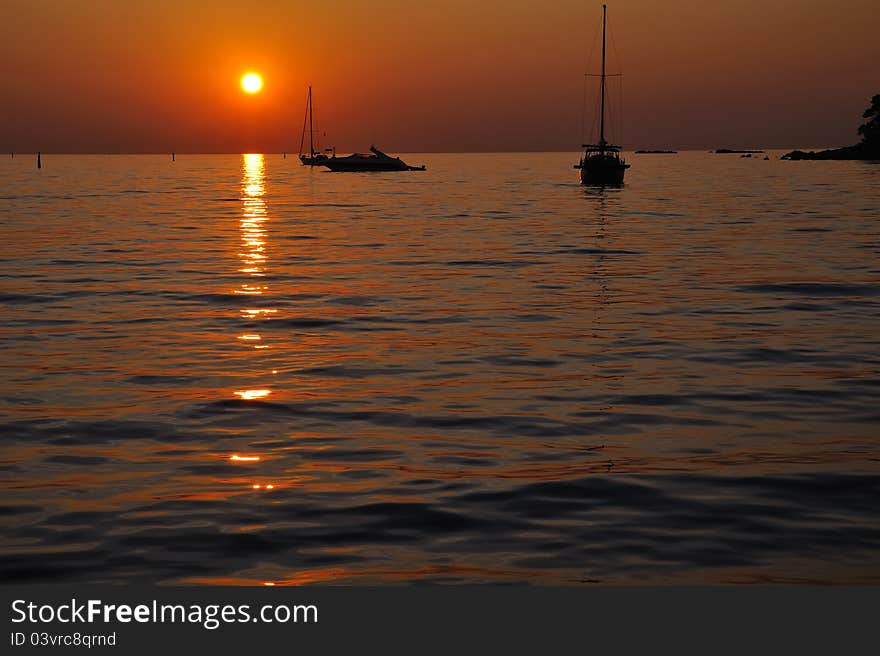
[319,145,426,172]
[574,4,630,185]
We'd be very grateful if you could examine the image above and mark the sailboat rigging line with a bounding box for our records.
[607,11,623,146]
[299,88,310,157]
[580,76,588,143]
[608,14,622,83]
[580,15,603,143]
[617,75,624,146]
[308,87,314,156]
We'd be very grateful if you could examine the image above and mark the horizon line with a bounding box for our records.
[5,147,819,156]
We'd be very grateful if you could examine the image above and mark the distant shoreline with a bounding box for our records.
[9,148,873,158]
[781,143,879,160]
[6,149,810,156]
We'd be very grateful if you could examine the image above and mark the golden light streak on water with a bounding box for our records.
[241,309,278,317]
[238,154,268,294]
[234,389,272,400]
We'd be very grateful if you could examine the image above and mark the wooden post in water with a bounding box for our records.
[172,152,175,162]
[37,151,41,169]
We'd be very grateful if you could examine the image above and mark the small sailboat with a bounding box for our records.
[574,4,630,185]
[299,86,331,166]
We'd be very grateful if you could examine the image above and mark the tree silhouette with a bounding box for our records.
[857,94,880,148]
[782,93,879,159]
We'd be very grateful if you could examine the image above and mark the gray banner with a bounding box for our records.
[2,586,877,654]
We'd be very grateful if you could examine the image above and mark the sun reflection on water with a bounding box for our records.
[226,155,283,497]
[231,154,276,399]
[233,389,271,400]
[240,308,278,317]
[238,154,269,291]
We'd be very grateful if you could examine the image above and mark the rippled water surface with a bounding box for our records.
[1,152,879,584]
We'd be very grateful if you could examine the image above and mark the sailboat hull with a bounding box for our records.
[578,156,630,186]
[300,154,329,166]
[321,158,417,172]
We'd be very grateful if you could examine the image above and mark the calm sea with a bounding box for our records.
[1,152,878,584]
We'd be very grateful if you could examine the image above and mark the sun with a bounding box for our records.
[241,73,263,94]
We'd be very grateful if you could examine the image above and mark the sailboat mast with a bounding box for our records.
[599,4,607,147]
[308,86,315,156]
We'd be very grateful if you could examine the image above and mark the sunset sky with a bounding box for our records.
[2,0,878,153]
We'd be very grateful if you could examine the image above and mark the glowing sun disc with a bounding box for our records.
[241,73,263,94]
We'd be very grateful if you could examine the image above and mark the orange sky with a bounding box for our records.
[2,0,878,152]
